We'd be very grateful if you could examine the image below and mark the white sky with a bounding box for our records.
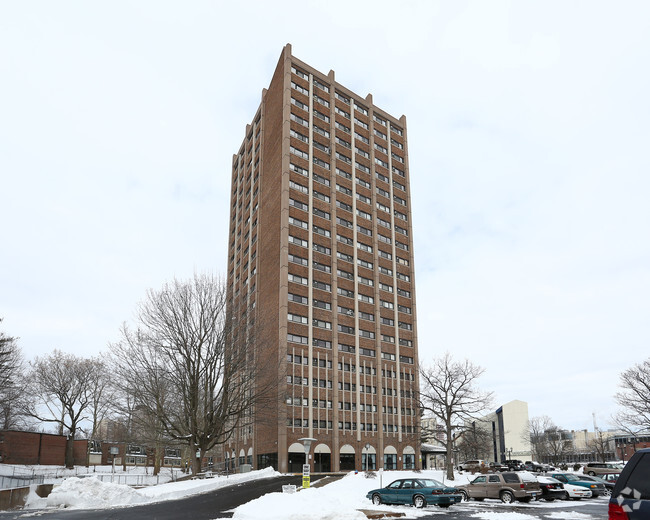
[1,1,649,432]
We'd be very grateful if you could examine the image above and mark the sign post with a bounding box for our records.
[302,463,311,488]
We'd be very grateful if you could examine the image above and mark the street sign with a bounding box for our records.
[302,463,310,488]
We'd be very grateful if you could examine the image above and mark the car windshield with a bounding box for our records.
[418,479,443,488]
[520,471,537,482]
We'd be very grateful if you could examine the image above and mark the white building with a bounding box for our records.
[482,400,532,462]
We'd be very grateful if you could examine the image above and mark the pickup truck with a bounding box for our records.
[457,472,541,503]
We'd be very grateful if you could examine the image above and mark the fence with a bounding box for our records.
[0,474,45,490]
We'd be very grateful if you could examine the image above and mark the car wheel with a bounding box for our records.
[587,471,596,476]
[603,488,612,496]
[372,494,382,505]
[500,490,515,504]
[459,490,470,502]
[413,495,426,508]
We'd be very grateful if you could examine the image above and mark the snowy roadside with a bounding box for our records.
[22,467,600,520]
[25,466,281,509]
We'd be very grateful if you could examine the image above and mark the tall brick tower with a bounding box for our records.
[225,44,420,473]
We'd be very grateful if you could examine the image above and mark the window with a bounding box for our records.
[359,329,375,339]
[379,282,393,292]
[337,216,353,229]
[336,151,352,164]
[290,146,309,160]
[336,136,351,149]
[358,275,374,286]
[313,157,330,170]
[337,234,353,246]
[288,254,307,266]
[358,293,374,304]
[313,172,330,187]
[290,162,308,176]
[313,190,330,203]
[289,293,308,304]
[354,102,368,115]
[313,280,331,291]
[359,310,374,322]
[313,207,330,220]
[335,91,350,103]
[289,235,308,247]
[337,287,354,298]
[337,268,354,280]
[313,261,331,273]
[314,110,330,123]
[354,131,369,144]
[288,333,308,344]
[381,316,394,326]
[374,142,388,154]
[289,216,308,229]
[291,97,309,112]
[289,273,308,285]
[373,114,386,126]
[382,334,395,343]
[313,319,332,330]
[314,95,329,108]
[378,250,392,261]
[312,338,332,349]
[314,125,330,138]
[313,141,330,154]
[338,305,354,316]
[336,167,351,179]
[356,147,370,159]
[355,118,368,130]
[291,65,308,79]
[338,324,355,334]
[381,300,394,309]
[355,162,370,173]
[399,321,412,330]
[336,121,350,134]
[391,125,403,136]
[337,251,353,262]
[357,258,373,269]
[356,177,371,189]
[290,129,309,143]
[336,199,352,212]
[289,198,308,211]
[313,225,331,237]
[357,224,372,236]
[376,186,390,198]
[313,299,331,310]
[336,183,352,196]
[288,313,308,324]
[335,106,350,118]
[357,241,373,253]
[313,79,329,93]
[399,338,412,347]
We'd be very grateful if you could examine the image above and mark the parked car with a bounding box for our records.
[366,478,462,508]
[585,462,624,476]
[600,473,621,485]
[504,459,525,471]
[524,461,552,472]
[578,474,615,495]
[564,482,593,500]
[488,461,508,472]
[537,476,567,501]
[609,447,650,519]
[457,471,541,503]
[550,472,606,497]
[458,460,486,472]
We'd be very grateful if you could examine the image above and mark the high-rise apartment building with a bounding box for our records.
[225,45,420,473]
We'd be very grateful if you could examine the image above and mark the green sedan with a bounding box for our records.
[366,478,462,508]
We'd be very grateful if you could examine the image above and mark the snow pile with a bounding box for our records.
[231,469,460,520]
[28,467,280,510]
[46,476,149,508]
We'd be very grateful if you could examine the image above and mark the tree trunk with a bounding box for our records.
[153,444,161,476]
[65,432,75,469]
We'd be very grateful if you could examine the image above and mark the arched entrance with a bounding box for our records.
[288,442,306,473]
[247,447,253,466]
[383,445,397,470]
[239,449,246,466]
[313,443,331,472]
[403,445,415,469]
[339,444,356,471]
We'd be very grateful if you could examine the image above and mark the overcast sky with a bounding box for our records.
[1,1,648,433]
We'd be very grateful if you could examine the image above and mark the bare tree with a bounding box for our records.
[546,426,573,465]
[524,415,554,462]
[615,357,650,432]
[588,429,612,463]
[419,352,494,480]
[110,273,277,475]
[457,420,493,463]
[0,318,25,429]
[85,357,114,440]
[23,350,97,468]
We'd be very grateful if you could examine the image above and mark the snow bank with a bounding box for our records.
[231,469,456,520]
[32,467,280,510]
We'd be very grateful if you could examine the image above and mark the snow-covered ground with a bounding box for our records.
[21,466,606,520]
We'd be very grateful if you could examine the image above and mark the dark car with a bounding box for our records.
[504,459,525,471]
[366,478,462,508]
[457,471,541,503]
[488,461,508,472]
[550,472,606,498]
[578,474,615,495]
[537,476,567,501]
[609,448,650,519]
